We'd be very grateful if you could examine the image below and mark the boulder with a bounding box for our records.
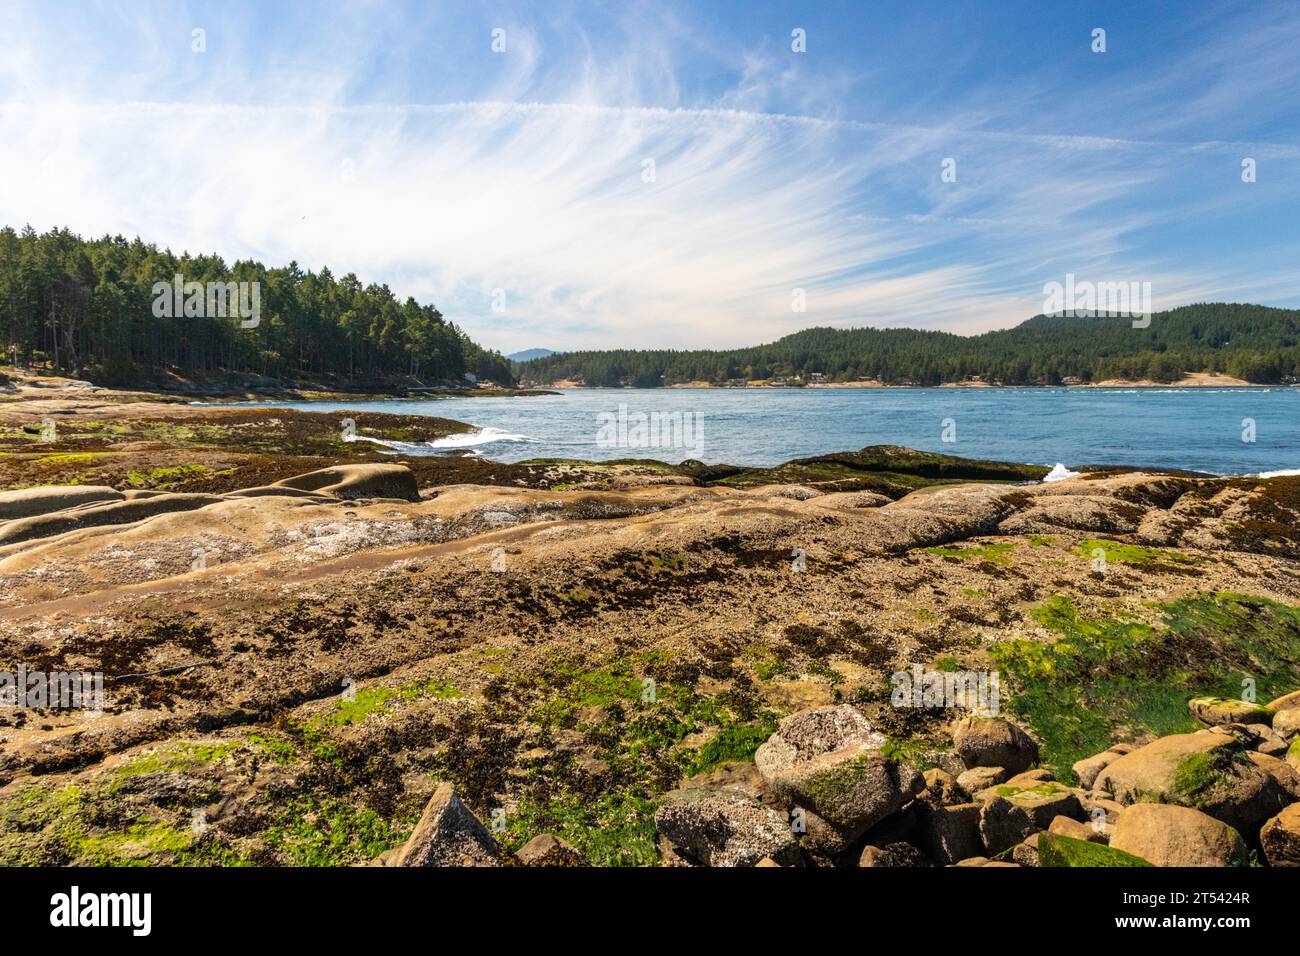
[969,769,1059,804]
[1266,690,1300,713]
[394,783,509,866]
[653,787,800,867]
[919,768,965,809]
[921,751,967,777]
[1036,832,1152,867]
[516,833,588,867]
[1289,739,1300,772]
[916,802,983,865]
[1260,803,1300,867]
[951,715,1038,775]
[1273,708,1300,742]
[1210,722,1289,757]
[1048,815,1107,844]
[1011,833,1040,866]
[859,842,928,867]
[1002,768,1055,787]
[1109,803,1249,867]
[979,782,1083,855]
[1249,751,1300,802]
[1189,695,1273,727]
[957,766,1005,797]
[1094,732,1294,832]
[755,705,922,849]
[1072,744,1133,790]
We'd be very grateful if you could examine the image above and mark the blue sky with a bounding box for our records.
[2,0,1298,353]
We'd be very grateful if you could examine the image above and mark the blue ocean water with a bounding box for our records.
[229,387,1300,475]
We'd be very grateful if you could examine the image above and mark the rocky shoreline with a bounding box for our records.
[379,699,1300,867]
[1,395,1299,867]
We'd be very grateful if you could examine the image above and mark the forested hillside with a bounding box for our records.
[516,304,1300,386]
[0,225,514,387]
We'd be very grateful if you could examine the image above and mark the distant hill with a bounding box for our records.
[507,348,556,362]
[513,304,1300,386]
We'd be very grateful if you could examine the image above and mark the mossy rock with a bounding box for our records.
[1188,695,1274,727]
[1037,832,1153,867]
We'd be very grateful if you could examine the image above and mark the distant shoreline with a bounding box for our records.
[545,374,1284,390]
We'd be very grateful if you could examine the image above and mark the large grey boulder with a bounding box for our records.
[654,787,800,867]
[755,705,923,851]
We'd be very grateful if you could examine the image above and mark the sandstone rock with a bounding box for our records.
[755,857,781,867]
[978,782,1083,854]
[0,492,226,546]
[1094,732,1293,833]
[1189,695,1273,727]
[1109,803,1249,867]
[395,783,509,866]
[654,787,800,867]
[516,833,588,867]
[957,766,1005,797]
[859,842,927,867]
[999,494,1143,536]
[951,715,1038,775]
[1260,803,1300,867]
[755,705,922,848]
[270,463,420,501]
[1289,739,1300,772]
[917,802,983,865]
[0,485,123,520]
[952,856,990,867]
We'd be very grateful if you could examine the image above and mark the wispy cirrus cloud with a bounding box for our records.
[1,1,1298,352]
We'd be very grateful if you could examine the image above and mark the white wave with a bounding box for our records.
[1042,463,1082,482]
[425,426,538,449]
[342,426,535,455]
[1254,468,1300,478]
